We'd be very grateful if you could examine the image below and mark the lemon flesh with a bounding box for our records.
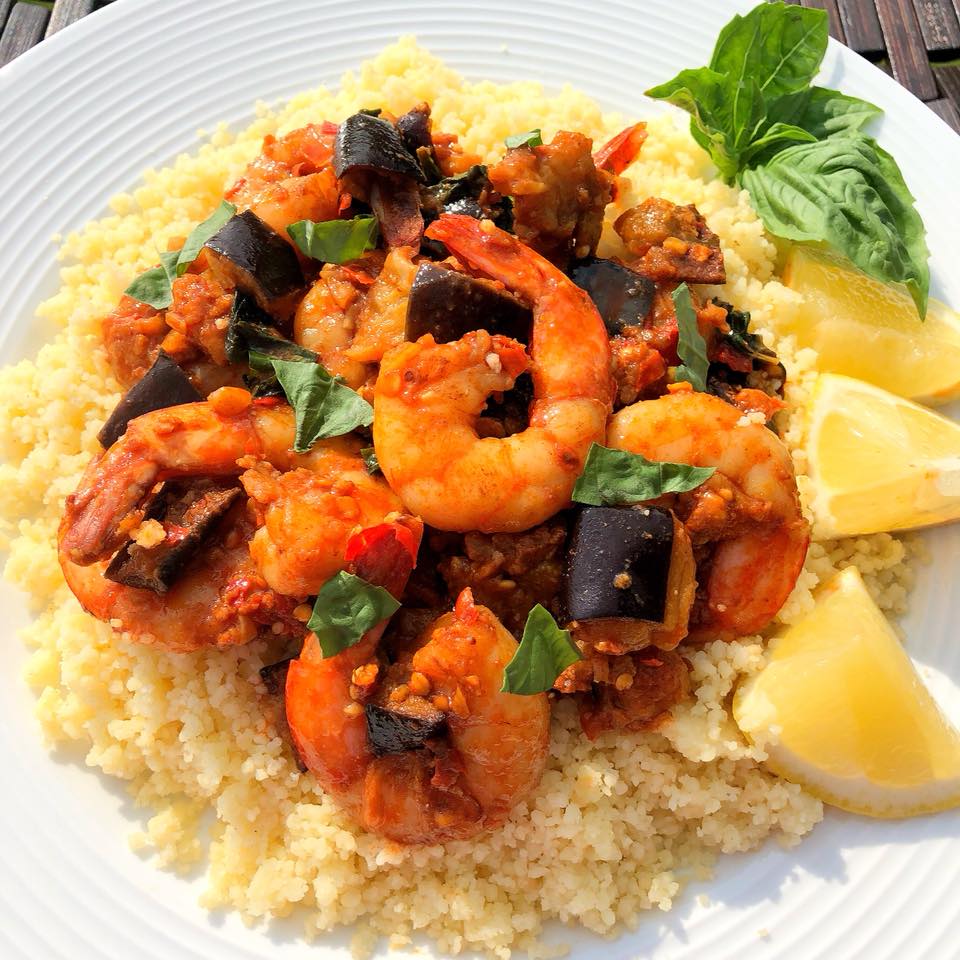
[806,372,960,537]
[734,566,960,818]
[781,246,960,404]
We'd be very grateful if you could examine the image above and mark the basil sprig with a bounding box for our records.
[360,446,381,475]
[250,352,373,453]
[307,571,399,658]
[504,129,543,149]
[287,216,379,264]
[124,200,237,308]
[646,1,929,317]
[572,443,715,507]
[500,604,581,696]
[672,283,708,391]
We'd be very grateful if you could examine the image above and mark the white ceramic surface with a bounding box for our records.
[1,1,958,958]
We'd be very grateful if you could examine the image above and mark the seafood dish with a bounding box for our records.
[4,3,960,954]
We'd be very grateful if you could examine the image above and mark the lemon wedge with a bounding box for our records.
[733,565,960,818]
[805,372,960,538]
[781,246,960,404]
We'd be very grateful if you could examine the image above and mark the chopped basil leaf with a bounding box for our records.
[176,200,236,276]
[359,107,382,117]
[672,283,709,391]
[572,443,715,507]
[504,129,543,149]
[307,571,400,658]
[251,352,373,452]
[287,216,379,264]
[124,249,179,309]
[361,446,381,475]
[501,604,581,696]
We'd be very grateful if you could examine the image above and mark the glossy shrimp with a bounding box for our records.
[287,528,550,843]
[59,392,402,644]
[373,214,613,533]
[608,390,809,641]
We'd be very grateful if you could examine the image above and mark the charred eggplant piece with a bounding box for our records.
[569,257,655,336]
[104,481,241,594]
[405,262,532,344]
[224,292,315,364]
[365,699,447,756]
[708,298,786,403]
[564,505,696,652]
[98,350,201,448]
[334,111,425,183]
[205,211,304,312]
[396,103,433,156]
[260,657,293,696]
[420,164,512,228]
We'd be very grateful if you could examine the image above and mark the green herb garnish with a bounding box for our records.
[176,200,236,276]
[572,443,715,507]
[361,446,381,475]
[287,216,379,264]
[646,1,929,317]
[307,571,400,658]
[251,352,373,453]
[124,249,179,309]
[672,283,708,391]
[500,604,581,695]
[504,129,543,149]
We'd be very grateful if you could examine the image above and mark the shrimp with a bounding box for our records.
[60,392,400,595]
[59,501,302,652]
[608,391,809,641]
[226,123,342,239]
[293,256,383,390]
[373,214,613,533]
[287,519,550,843]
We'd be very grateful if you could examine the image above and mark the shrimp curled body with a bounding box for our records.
[608,391,809,641]
[373,214,613,533]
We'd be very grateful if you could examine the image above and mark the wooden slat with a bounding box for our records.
[46,0,93,37]
[927,96,960,131]
[875,0,939,99]
[837,0,886,55]
[911,0,960,51]
[936,63,960,103]
[0,0,15,32]
[0,2,49,67]
[800,0,847,42]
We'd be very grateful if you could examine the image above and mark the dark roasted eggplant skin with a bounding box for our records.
[565,505,675,624]
[405,262,532,344]
[420,165,512,229]
[568,257,654,336]
[98,350,201,448]
[104,482,241,594]
[334,112,425,183]
[396,103,433,156]
[205,211,304,303]
[365,701,447,755]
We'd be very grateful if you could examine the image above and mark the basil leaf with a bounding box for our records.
[500,604,581,696]
[741,136,930,317]
[287,216,379,264]
[504,129,543,149]
[307,571,400,658]
[645,68,768,181]
[124,249,179,309]
[710,1,827,100]
[765,86,882,141]
[361,446,380,475]
[673,283,709,391]
[252,352,373,452]
[572,443,715,507]
[176,200,236,276]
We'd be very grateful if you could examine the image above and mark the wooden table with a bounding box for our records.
[2,0,959,133]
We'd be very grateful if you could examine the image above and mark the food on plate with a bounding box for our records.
[734,566,960,818]
[782,246,960,404]
[2,2,958,954]
[805,373,960,538]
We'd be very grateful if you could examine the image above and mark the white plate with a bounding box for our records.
[1,1,959,958]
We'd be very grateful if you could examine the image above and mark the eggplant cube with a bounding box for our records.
[334,111,424,183]
[405,262,532,344]
[98,350,201,449]
[569,256,654,335]
[205,211,304,310]
[365,700,447,756]
[105,482,241,594]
